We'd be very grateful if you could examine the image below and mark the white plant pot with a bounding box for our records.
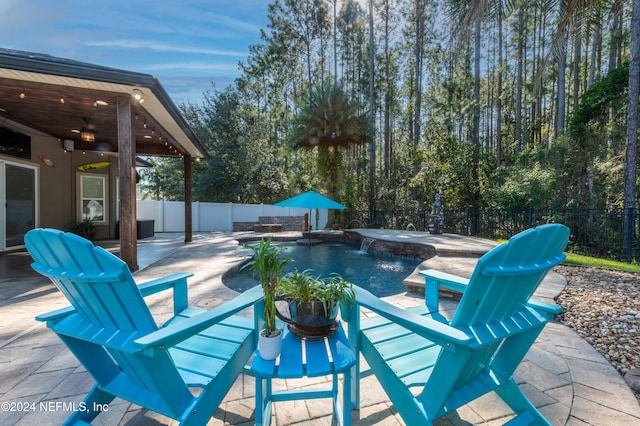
[258,329,282,360]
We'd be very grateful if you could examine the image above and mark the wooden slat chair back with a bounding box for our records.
[452,223,569,327]
[425,224,570,417]
[26,228,261,425]
[348,224,570,426]
[27,228,157,331]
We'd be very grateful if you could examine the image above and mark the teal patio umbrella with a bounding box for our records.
[274,190,346,233]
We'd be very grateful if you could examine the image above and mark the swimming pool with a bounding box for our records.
[225,242,421,297]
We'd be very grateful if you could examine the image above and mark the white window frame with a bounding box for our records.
[78,173,108,224]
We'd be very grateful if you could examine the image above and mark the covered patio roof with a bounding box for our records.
[0,48,207,270]
[0,48,208,160]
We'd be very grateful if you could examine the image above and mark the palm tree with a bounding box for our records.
[290,83,369,221]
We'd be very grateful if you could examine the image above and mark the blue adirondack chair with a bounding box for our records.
[26,228,262,425]
[346,224,570,425]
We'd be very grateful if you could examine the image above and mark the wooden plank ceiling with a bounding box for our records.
[0,76,185,157]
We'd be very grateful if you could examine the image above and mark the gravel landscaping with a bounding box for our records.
[555,265,640,381]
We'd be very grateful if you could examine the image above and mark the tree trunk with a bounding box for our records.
[515,7,525,156]
[473,17,480,148]
[589,13,601,86]
[368,0,376,213]
[497,6,503,168]
[573,29,581,111]
[555,35,567,139]
[412,0,425,200]
[623,0,640,254]
[383,0,391,179]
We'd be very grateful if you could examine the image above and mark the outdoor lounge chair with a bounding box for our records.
[26,228,262,425]
[346,223,570,425]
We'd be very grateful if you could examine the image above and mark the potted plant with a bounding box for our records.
[242,238,291,360]
[75,218,96,240]
[276,269,355,339]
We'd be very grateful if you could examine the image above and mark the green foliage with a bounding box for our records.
[277,269,355,314]
[290,82,369,149]
[594,156,626,207]
[137,157,185,201]
[196,86,289,203]
[241,239,291,336]
[558,62,631,208]
[423,140,493,209]
[563,253,640,273]
[490,163,557,209]
[568,62,629,139]
[74,218,96,240]
[288,82,369,218]
[145,0,634,217]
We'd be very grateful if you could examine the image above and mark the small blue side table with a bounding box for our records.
[250,322,356,426]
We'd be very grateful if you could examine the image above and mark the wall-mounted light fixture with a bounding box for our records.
[39,155,55,167]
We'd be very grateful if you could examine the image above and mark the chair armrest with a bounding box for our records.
[419,269,469,292]
[36,306,76,322]
[137,272,194,315]
[352,286,473,350]
[137,272,194,295]
[419,269,469,318]
[526,298,563,315]
[134,285,263,352]
[36,272,195,324]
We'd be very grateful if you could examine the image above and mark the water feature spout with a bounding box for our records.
[406,223,416,231]
[359,237,375,253]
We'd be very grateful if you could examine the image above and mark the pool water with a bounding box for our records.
[226,242,421,297]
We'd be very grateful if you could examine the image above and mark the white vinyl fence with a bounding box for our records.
[136,200,329,232]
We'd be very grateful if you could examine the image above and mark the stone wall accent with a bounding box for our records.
[253,224,282,232]
[259,216,305,231]
[342,231,438,259]
[233,222,257,232]
[233,216,305,232]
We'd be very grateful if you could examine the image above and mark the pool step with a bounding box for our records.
[403,254,566,304]
[403,255,478,297]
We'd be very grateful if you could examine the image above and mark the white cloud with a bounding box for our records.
[146,61,241,73]
[85,40,247,58]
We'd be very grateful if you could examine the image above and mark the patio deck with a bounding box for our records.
[1,230,639,425]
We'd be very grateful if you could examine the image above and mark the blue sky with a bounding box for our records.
[0,0,271,106]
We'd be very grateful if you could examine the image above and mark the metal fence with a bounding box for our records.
[342,209,428,231]
[343,208,640,263]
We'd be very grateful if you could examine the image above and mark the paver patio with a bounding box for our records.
[1,231,639,425]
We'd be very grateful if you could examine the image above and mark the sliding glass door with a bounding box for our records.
[1,161,37,250]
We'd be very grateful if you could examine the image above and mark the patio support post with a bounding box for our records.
[117,96,138,271]
[184,155,192,242]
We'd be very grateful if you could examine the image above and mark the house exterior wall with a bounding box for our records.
[31,130,73,231]
[1,119,119,249]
